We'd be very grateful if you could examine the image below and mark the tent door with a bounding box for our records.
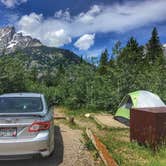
[119,95,133,109]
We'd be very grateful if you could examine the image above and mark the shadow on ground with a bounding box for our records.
[0,126,64,166]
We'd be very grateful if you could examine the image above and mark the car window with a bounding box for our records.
[0,97,43,113]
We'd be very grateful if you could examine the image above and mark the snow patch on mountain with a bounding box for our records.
[0,26,42,55]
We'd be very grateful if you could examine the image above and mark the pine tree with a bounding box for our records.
[30,66,38,82]
[109,41,122,67]
[146,27,164,63]
[109,58,115,68]
[117,37,141,66]
[98,49,109,74]
[80,55,83,64]
[126,37,139,52]
[58,63,65,75]
[112,40,122,58]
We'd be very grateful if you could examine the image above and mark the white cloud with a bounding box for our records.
[16,0,166,47]
[17,13,71,47]
[71,0,166,34]
[54,9,71,21]
[43,29,71,47]
[74,34,95,50]
[76,5,101,24]
[1,0,27,8]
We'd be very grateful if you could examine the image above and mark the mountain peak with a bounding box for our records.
[0,26,42,55]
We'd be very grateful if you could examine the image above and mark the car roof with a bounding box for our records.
[0,93,43,98]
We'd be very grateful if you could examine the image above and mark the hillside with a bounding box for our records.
[0,26,83,72]
[9,46,83,71]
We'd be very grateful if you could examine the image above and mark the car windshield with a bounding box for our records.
[0,97,43,113]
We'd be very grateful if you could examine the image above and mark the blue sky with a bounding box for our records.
[1,0,166,60]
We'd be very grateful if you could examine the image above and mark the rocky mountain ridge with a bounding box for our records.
[0,26,42,55]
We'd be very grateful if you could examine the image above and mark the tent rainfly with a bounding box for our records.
[114,90,165,126]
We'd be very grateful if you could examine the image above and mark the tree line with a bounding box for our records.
[0,27,165,113]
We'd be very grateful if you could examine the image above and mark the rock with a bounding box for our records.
[0,26,15,54]
[85,113,91,118]
[0,26,42,55]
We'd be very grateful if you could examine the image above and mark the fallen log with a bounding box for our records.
[86,128,118,166]
[54,116,66,120]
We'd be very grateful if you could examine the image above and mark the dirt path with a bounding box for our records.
[59,124,94,166]
[54,107,102,166]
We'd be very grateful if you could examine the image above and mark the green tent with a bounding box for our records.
[114,90,165,125]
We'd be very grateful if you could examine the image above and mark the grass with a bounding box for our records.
[96,127,166,166]
[82,131,104,166]
[82,132,96,151]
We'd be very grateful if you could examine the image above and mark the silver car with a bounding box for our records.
[0,93,55,159]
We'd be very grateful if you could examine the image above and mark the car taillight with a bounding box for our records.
[28,121,50,132]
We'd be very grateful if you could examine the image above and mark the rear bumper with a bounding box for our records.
[0,131,50,158]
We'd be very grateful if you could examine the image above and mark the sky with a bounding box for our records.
[1,0,166,60]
